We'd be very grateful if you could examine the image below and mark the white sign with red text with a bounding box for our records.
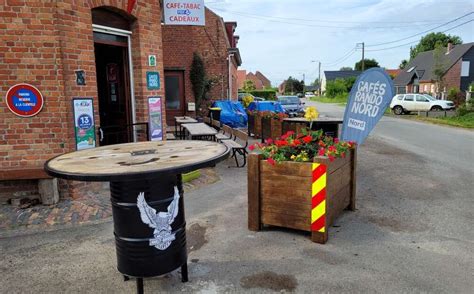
[163,0,205,26]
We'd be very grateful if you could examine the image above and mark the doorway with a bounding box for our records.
[164,71,185,126]
[94,33,132,145]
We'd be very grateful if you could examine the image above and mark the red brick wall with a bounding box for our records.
[443,59,462,91]
[0,0,165,201]
[163,8,236,114]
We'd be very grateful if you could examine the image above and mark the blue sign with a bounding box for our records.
[341,68,394,145]
[77,114,93,130]
[147,72,160,90]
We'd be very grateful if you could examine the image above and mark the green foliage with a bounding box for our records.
[242,79,256,92]
[190,52,206,108]
[339,66,352,71]
[456,103,474,117]
[433,42,447,88]
[325,77,356,98]
[410,32,462,59]
[399,59,408,69]
[310,78,321,88]
[447,87,459,100]
[248,90,277,100]
[354,58,379,71]
[284,76,304,94]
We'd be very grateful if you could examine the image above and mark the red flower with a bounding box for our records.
[292,139,301,147]
[249,145,255,151]
[328,155,335,162]
[286,131,295,137]
[280,134,289,140]
[328,145,336,152]
[265,138,273,144]
[275,140,288,147]
[267,157,276,165]
[302,136,312,144]
[318,148,326,156]
[334,138,339,144]
[318,140,326,147]
[341,152,346,158]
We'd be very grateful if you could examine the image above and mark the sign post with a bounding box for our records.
[73,98,96,150]
[163,0,205,26]
[341,68,394,145]
[148,97,163,141]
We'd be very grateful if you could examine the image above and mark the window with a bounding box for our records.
[416,95,429,102]
[461,61,470,77]
[407,66,415,73]
[404,94,414,101]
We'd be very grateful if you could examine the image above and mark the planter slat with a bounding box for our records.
[248,147,357,244]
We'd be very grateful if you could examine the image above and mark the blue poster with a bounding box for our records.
[341,68,394,145]
[147,72,160,90]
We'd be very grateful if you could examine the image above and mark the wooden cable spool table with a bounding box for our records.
[44,141,230,293]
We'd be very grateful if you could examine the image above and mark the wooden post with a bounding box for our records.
[349,147,357,211]
[248,153,262,231]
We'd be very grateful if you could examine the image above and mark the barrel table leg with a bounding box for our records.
[136,278,144,294]
[181,262,188,282]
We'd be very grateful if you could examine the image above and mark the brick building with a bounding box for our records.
[162,8,241,123]
[394,42,474,98]
[0,1,165,203]
[236,70,272,90]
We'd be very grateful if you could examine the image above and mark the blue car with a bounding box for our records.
[277,96,304,117]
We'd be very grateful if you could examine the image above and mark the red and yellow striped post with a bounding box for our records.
[311,163,327,243]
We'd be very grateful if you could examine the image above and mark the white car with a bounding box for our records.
[305,92,316,98]
[390,94,455,115]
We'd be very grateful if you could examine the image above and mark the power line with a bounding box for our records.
[207,7,445,29]
[322,47,357,66]
[207,6,448,25]
[366,12,473,47]
[365,19,474,52]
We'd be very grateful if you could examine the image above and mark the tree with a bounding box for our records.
[432,41,448,95]
[354,58,379,71]
[340,66,353,71]
[190,52,206,109]
[284,76,304,94]
[310,78,321,88]
[242,79,256,92]
[410,32,462,60]
[399,59,408,69]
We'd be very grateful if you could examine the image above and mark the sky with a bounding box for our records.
[205,0,474,86]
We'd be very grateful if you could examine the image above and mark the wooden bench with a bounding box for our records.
[221,128,248,167]
[216,124,232,142]
[203,117,211,125]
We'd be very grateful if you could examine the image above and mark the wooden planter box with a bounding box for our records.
[248,113,262,138]
[261,117,283,141]
[248,149,356,244]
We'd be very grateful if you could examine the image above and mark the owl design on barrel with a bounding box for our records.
[137,186,180,250]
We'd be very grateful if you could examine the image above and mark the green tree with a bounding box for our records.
[242,79,256,92]
[340,66,353,71]
[432,41,447,93]
[399,59,408,69]
[284,76,304,94]
[410,32,462,60]
[190,52,206,109]
[354,58,379,71]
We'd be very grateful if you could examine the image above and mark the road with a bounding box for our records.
[1,103,473,293]
[304,98,474,172]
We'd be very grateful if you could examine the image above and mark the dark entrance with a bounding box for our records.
[164,71,185,126]
[94,33,132,145]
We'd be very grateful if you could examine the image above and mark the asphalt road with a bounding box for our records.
[1,104,473,293]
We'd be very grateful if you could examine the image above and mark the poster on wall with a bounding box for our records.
[148,97,163,141]
[73,98,96,150]
[163,0,205,26]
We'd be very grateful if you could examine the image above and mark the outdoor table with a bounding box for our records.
[174,116,198,139]
[44,141,229,294]
[181,122,218,141]
[282,117,343,138]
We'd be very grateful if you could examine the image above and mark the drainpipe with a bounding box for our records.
[228,53,234,100]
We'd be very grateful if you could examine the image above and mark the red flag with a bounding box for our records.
[127,0,137,13]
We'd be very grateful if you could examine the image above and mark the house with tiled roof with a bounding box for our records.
[237,70,272,90]
[394,42,474,98]
[321,70,361,92]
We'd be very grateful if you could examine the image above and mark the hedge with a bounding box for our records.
[240,90,277,101]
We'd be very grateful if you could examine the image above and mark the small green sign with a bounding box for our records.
[148,55,157,67]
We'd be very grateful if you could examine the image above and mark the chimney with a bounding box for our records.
[447,41,453,54]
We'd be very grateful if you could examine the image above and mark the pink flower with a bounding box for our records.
[249,145,255,151]
[334,138,339,144]
[328,155,335,162]
[318,148,326,156]
[265,138,273,144]
[267,158,276,165]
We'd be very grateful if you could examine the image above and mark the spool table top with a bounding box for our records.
[283,117,343,124]
[45,141,230,182]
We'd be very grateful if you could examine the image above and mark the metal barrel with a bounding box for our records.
[110,175,187,278]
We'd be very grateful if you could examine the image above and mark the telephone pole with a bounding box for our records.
[318,61,321,96]
[357,42,365,71]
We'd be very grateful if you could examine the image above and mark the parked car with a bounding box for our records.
[390,93,455,115]
[296,93,304,98]
[237,93,265,102]
[305,92,316,98]
[277,95,304,117]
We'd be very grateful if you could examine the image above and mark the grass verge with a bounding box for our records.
[309,95,348,104]
[413,112,474,129]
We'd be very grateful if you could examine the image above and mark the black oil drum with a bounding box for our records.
[110,175,187,278]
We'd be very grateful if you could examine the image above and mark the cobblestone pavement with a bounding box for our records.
[0,168,219,236]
